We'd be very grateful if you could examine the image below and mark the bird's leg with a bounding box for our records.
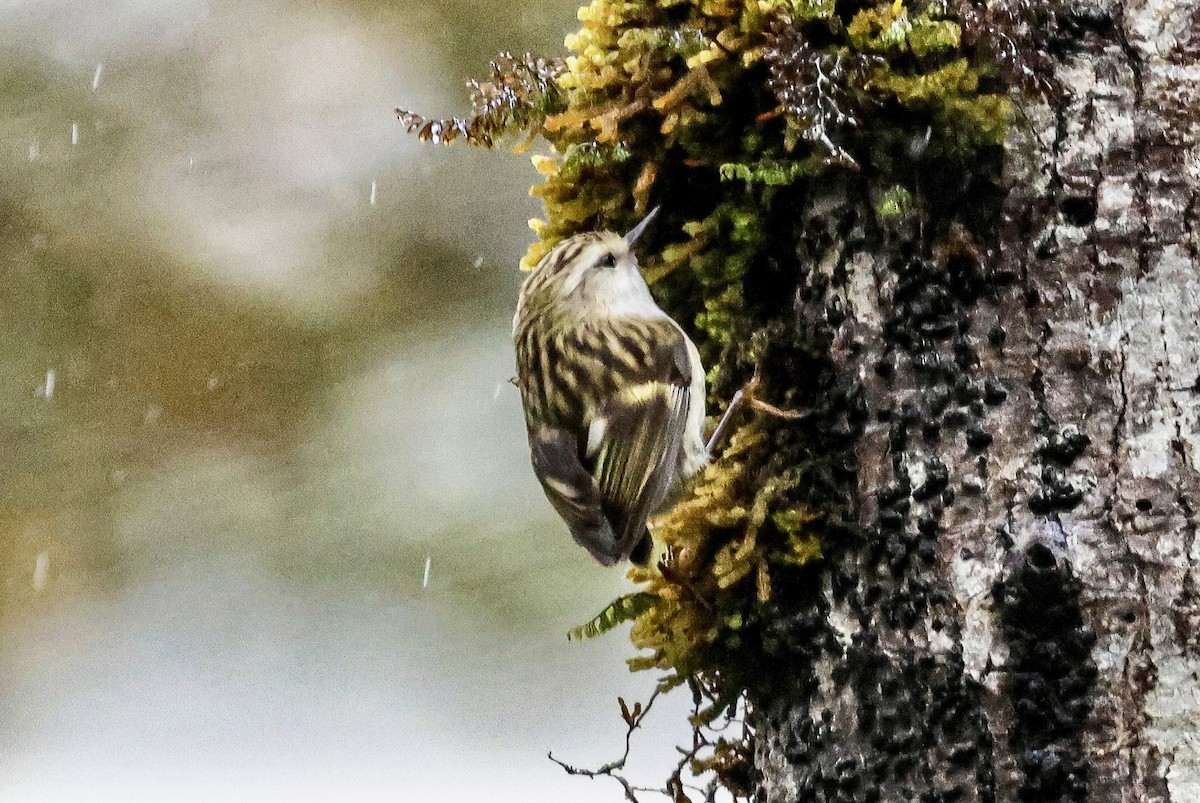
[705,380,753,454]
[705,367,811,455]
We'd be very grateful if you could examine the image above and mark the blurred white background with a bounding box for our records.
[0,1,691,799]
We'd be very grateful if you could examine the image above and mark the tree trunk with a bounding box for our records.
[753,5,1200,803]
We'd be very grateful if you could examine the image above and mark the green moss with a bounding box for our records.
[876,183,913,219]
[625,425,827,690]
[869,56,978,102]
[908,19,963,58]
[718,158,823,185]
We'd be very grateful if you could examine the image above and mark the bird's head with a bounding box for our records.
[523,208,662,319]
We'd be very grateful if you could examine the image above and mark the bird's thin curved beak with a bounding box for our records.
[624,206,661,247]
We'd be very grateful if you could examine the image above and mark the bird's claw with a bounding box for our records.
[705,364,809,454]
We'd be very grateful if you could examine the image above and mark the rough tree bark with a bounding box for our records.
[754,6,1200,803]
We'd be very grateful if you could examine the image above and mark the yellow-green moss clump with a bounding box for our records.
[627,425,822,685]
[399,0,1041,701]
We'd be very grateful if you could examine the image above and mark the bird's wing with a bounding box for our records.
[584,318,695,560]
[527,424,624,566]
[521,316,697,565]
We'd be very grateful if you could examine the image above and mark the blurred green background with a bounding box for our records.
[0,2,690,799]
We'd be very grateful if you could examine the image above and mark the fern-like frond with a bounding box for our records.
[762,21,877,168]
[395,51,566,147]
[568,592,659,641]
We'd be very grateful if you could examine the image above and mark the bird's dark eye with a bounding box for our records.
[596,253,617,269]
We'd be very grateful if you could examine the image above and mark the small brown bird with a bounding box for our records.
[512,208,707,566]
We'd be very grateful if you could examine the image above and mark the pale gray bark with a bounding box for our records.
[753,4,1200,802]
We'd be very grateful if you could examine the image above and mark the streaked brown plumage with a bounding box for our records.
[513,210,706,566]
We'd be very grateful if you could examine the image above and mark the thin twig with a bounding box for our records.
[548,689,664,802]
[551,681,754,802]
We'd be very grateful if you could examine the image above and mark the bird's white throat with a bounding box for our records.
[569,265,665,320]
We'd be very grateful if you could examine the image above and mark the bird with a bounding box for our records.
[512,207,707,566]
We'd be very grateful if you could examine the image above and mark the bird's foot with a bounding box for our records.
[705,366,810,454]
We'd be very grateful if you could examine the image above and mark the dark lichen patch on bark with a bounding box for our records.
[756,619,999,802]
[1028,419,1092,515]
[996,540,1098,802]
[748,175,1018,800]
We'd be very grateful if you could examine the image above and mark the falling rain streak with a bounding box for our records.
[92,63,103,91]
[32,553,49,592]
